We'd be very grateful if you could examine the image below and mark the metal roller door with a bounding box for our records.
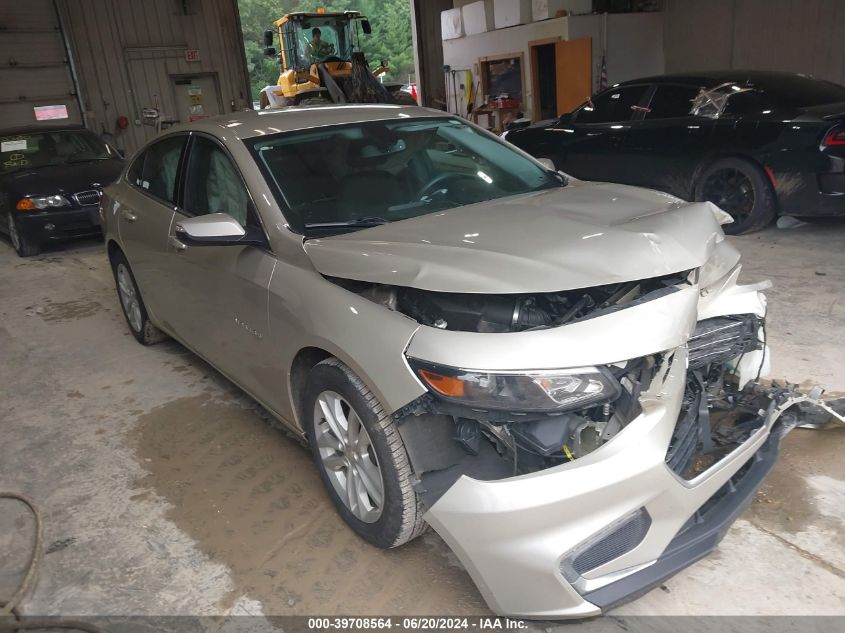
[0,0,82,129]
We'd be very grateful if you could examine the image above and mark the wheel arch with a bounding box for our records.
[289,346,334,432]
[106,238,123,264]
[691,151,775,196]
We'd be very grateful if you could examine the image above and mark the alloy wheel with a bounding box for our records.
[116,263,143,333]
[313,390,385,523]
[700,167,756,222]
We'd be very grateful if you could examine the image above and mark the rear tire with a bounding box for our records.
[7,212,40,257]
[303,358,426,548]
[694,157,777,235]
[110,249,167,345]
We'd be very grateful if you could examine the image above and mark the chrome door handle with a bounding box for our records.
[169,236,186,252]
[122,209,137,222]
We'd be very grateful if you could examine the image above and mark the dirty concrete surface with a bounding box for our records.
[0,220,844,623]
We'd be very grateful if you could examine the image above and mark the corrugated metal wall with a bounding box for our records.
[664,0,845,85]
[0,1,84,129]
[56,0,251,156]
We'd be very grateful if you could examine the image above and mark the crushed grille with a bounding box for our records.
[688,314,759,370]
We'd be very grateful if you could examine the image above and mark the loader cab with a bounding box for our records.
[273,12,370,73]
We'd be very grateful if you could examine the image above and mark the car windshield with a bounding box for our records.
[0,130,111,174]
[247,117,562,235]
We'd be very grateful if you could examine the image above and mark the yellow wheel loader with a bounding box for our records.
[259,10,415,108]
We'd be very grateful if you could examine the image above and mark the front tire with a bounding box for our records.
[7,212,40,257]
[304,358,426,548]
[694,157,777,235]
[110,250,167,345]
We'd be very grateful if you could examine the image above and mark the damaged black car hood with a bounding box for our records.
[1,159,124,200]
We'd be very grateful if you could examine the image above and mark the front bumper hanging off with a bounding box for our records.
[422,347,843,619]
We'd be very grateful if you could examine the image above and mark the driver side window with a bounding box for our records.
[182,136,254,228]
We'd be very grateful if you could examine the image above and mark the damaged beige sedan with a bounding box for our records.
[101,105,841,618]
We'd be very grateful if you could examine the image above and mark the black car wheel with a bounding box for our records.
[303,358,427,549]
[695,158,777,235]
[109,249,167,345]
[6,212,40,257]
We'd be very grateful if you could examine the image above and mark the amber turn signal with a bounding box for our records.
[417,369,466,397]
[15,198,35,211]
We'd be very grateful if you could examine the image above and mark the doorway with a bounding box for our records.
[530,37,592,121]
[531,43,557,121]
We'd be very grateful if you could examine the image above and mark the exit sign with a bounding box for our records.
[185,49,201,62]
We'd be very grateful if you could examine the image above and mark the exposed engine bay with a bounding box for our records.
[393,313,771,508]
[328,270,691,332]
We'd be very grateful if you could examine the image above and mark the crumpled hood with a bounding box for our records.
[303,181,728,294]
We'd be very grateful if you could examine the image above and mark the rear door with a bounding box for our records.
[0,1,82,128]
[623,83,713,196]
[117,134,188,324]
[544,84,650,182]
[160,134,279,406]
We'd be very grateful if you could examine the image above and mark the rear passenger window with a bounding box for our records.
[130,136,185,203]
[575,86,649,124]
[644,85,700,119]
[723,91,775,116]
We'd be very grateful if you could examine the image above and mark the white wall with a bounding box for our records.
[568,12,665,91]
[441,12,665,120]
[664,0,845,85]
[442,16,570,116]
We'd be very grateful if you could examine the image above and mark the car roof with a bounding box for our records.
[1,124,87,136]
[176,104,445,142]
[615,70,827,90]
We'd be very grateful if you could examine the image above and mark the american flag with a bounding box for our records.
[598,54,608,91]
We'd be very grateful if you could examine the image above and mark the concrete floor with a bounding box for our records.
[1,220,844,624]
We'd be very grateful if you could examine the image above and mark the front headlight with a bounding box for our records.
[407,358,620,413]
[16,195,71,211]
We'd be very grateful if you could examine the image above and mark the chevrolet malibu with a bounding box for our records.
[104,105,800,618]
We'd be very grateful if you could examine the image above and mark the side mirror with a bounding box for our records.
[537,158,556,171]
[361,19,372,34]
[263,29,275,48]
[174,213,266,248]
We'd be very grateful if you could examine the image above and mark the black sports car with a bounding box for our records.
[1,126,124,256]
[503,71,845,234]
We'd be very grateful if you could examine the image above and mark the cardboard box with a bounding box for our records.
[494,0,532,28]
[532,0,592,21]
[441,8,464,40]
[462,0,495,36]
